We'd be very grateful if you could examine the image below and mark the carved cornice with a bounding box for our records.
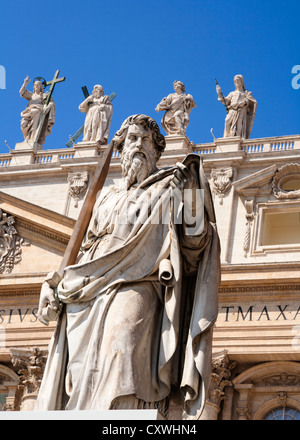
[219,284,300,301]
[15,218,70,245]
[219,284,300,298]
[0,288,40,298]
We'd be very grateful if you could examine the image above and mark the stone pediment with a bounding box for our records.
[233,165,278,197]
[0,191,75,291]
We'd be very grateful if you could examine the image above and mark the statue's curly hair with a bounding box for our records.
[111,114,166,160]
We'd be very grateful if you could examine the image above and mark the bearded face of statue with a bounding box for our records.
[121,124,158,189]
[93,85,104,99]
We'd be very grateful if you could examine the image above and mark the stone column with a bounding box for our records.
[2,381,19,411]
[10,347,47,411]
[200,350,237,420]
[234,384,254,420]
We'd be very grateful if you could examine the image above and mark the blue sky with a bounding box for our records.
[0,0,299,154]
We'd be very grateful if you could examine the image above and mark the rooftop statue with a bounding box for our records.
[79,84,113,144]
[18,71,65,149]
[155,81,196,136]
[36,114,220,420]
[216,75,257,139]
[19,76,55,148]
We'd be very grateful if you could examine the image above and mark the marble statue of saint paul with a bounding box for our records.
[36,114,220,420]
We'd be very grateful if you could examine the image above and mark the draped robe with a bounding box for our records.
[156,93,196,135]
[79,95,113,144]
[221,89,257,139]
[35,154,220,419]
[20,90,55,145]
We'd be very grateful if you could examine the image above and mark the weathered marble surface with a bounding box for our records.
[156,81,196,136]
[36,114,220,420]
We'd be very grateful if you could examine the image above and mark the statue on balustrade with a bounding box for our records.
[19,76,56,147]
[216,74,257,139]
[79,84,113,145]
[155,81,196,136]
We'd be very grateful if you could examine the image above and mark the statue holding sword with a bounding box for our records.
[35,113,221,420]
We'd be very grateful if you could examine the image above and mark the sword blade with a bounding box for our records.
[57,142,114,276]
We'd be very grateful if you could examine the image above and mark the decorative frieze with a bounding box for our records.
[255,374,300,387]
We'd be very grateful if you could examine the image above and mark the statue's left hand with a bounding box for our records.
[173,162,198,190]
[37,280,61,326]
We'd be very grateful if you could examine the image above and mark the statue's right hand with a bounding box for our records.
[37,281,60,326]
[216,85,222,95]
[24,75,31,84]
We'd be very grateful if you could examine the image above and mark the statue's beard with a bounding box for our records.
[121,149,156,190]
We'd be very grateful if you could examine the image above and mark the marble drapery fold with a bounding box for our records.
[36,155,220,419]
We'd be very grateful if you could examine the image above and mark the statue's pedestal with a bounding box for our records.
[10,148,35,166]
[164,134,191,152]
[11,140,41,166]
[215,137,242,153]
[74,141,104,158]
[0,410,161,420]
[14,140,42,152]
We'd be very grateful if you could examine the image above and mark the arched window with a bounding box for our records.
[0,393,8,411]
[263,407,300,420]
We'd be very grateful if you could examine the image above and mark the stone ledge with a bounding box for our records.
[0,409,161,420]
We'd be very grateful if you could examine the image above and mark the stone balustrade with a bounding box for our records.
[0,134,299,168]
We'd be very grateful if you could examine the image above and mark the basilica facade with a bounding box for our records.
[0,130,300,420]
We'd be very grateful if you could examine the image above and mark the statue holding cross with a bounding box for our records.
[18,70,65,150]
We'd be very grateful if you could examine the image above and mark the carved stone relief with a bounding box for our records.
[11,347,47,411]
[243,199,254,257]
[272,163,300,199]
[67,171,89,207]
[254,373,300,387]
[210,168,233,204]
[0,210,30,274]
[207,350,237,407]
